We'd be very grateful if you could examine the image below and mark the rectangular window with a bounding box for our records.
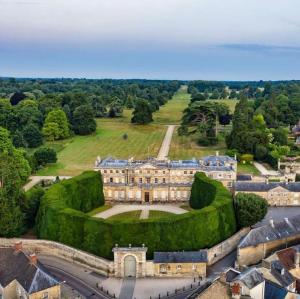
[163,178,166,183]
[131,177,134,183]
[177,265,182,270]
[122,170,125,173]
[184,171,187,174]
[146,177,151,184]
[190,171,193,174]
[116,170,119,173]
[155,178,158,183]
[139,178,143,183]
[104,170,107,173]
[110,177,113,183]
[110,170,113,173]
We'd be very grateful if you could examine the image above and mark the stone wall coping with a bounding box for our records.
[113,246,148,252]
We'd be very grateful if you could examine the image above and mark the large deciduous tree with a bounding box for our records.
[131,99,153,124]
[72,105,96,135]
[235,193,268,228]
[42,109,70,141]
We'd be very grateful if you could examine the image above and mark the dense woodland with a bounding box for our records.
[182,80,300,166]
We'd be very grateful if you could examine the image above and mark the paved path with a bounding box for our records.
[23,176,72,191]
[140,209,149,219]
[253,162,279,176]
[157,125,175,160]
[94,204,187,219]
[119,278,136,299]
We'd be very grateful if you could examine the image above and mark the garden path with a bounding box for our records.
[93,204,187,219]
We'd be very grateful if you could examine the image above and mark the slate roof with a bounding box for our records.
[238,215,300,248]
[0,247,59,293]
[265,280,288,299]
[224,268,241,282]
[153,251,207,263]
[96,155,236,172]
[234,181,300,192]
[236,174,252,181]
[232,267,264,289]
[270,260,295,288]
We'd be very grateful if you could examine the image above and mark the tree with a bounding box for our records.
[235,193,268,227]
[23,123,43,148]
[0,127,13,153]
[191,93,206,102]
[72,105,96,135]
[34,147,57,165]
[42,109,70,141]
[0,153,25,237]
[131,99,153,124]
[12,130,27,148]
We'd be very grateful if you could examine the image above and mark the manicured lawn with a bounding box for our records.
[108,210,142,220]
[148,210,175,219]
[152,85,191,124]
[87,205,112,216]
[237,163,260,175]
[169,133,227,160]
[37,119,166,176]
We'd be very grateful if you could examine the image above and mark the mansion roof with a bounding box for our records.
[234,181,300,192]
[0,247,59,293]
[232,267,264,289]
[238,215,300,249]
[153,251,207,263]
[95,155,236,172]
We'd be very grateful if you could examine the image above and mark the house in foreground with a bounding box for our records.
[0,242,61,299]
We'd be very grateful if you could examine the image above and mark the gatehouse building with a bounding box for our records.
[94,153,237,203]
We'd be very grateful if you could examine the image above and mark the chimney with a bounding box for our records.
[14,241,22,252]
[281,268,285,275]
[284,217,289,224]
[269,218,274,228]
[220,271,227,283]
[29,253,38,265]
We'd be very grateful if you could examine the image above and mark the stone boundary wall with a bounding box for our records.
[206,228,250,266]
[0,238,113,276]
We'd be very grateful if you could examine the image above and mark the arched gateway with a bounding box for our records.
[124,255,136,277]
[113,245,147,278]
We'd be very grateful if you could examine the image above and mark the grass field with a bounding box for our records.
[206,99,239,113]
[37,119,166,176]
[108,210,141,220]
[169,133,227,160]
[148,210,175,219]
[237,163,260,175]
[152,85,191,124]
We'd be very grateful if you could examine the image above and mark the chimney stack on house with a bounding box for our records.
[14,241,22,252]
[29,253,38,265]
[269,218,274,228]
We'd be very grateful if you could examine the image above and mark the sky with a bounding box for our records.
[1,0,300,80]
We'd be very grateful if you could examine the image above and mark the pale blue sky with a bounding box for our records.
[1,0,300,80]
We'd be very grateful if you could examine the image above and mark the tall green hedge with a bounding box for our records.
[37,171,236,259]
[190,172,217,209]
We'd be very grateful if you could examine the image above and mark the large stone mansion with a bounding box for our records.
[94,153,237,203]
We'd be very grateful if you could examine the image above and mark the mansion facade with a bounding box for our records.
[94,154,237,203]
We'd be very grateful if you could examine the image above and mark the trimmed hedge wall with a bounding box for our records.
[37,171,236,259]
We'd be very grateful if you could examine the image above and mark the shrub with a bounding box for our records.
[240,154,253,164]
[37,171,236,259]
[34,147,57,166]
[235,193,268,228]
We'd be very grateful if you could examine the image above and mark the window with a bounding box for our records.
[192,264,197,270]
[160,264,168,273]
[42,292,49,299]
[131,177,134,183]
[104,170,107,173]
[116,170,119,173]
[155,178,158,183]
[122,170,125,173]
[146,177,151,184]
[147,170,150,174]
[139,170,142,174]
[139,178,143,183]
[110,177,113,183]
[155,170,158,174]
[190,171,193,174]
[176,265,182,271]
[163,171,165,174]
[110,170,113,173]
[163,178,166,183]
[184,171,187,174]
